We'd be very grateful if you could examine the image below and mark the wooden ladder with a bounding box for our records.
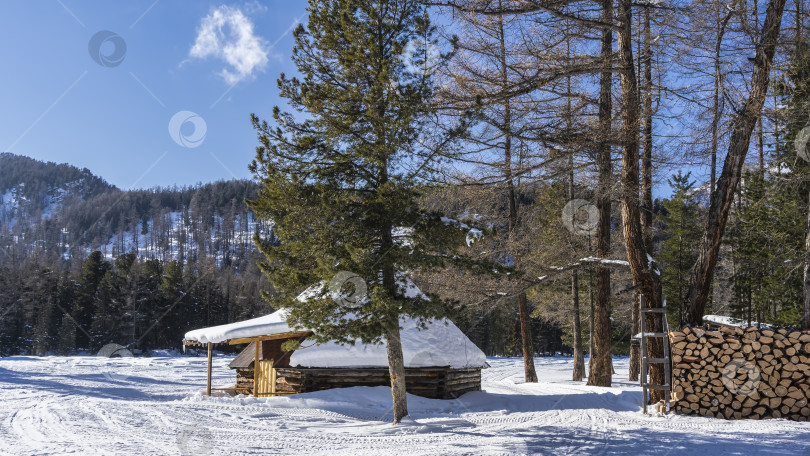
[638,294,671,414]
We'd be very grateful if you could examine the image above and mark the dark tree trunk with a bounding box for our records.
[803,188,810,330]
[570,156,585,381]
[508,128,537,383]
[588,264,612,386]
[589,271,594,370]
[631,3,656,383]
[518,292,538,382]
[498,10,538,383]
[381,156,408,423]
[641,6,654,255]
[630,292,641,382]
[587,0,614,388]
[385,324,409,423]
[384,250,408,422]
[711,8,731,194]
[685,0,787,326]
[572,270,585,381]
[564,22,586,383]
[616,0,665,402]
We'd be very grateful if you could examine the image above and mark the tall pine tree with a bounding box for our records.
[248,0,480,423]
[775,37,810,328]
[658,172,701,325]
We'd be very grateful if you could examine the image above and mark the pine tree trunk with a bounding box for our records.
[641,7,654,253]
[385,324,409,424]
[572,270,585,381]
[588,263,612,386]
[684,0,787,325]
[566,27,585,383]
[711,6,732,194]
[570,152,584,381]
[616,0,665,402]
[587,0,613,388]
[629,291,641,382]
[518,292,538,382]
[802,187,810,329]
[499,10,538,384]
[589,275,594,371]
[630,3,656,384]
[380,155,408,423]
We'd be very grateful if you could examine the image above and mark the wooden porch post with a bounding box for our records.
[206,342,213,396]
[270,359,276,395]
[253,340,260,397]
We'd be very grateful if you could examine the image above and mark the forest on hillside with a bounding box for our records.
[0,154,277,356]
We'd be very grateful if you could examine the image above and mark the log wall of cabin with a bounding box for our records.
[234,367,481,399]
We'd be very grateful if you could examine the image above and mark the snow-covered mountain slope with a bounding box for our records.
[0,153,270,266]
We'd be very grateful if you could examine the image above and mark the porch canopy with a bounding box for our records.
[182,311,312,396]
[183,311,311,346]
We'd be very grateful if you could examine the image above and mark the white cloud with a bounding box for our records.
[189,5,269,85]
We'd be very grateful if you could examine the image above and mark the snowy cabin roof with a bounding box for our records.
[183,278,487,369]
[184,309,486,369]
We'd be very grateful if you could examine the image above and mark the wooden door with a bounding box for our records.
[255,359,276,396]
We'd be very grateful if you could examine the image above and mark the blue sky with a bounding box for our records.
[0,1,691,199]
[0,0,307,189]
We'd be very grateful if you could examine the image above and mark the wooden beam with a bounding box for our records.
[270,359,276,395]
[206,342,213,396]
[183,339,225,347]
[227,331,312,346]
[253,340,260,398]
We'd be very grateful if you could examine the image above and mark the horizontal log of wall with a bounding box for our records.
[234,366,481,399]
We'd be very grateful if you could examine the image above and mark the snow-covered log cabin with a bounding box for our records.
[182,309,487,399]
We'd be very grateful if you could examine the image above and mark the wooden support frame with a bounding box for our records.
[183,330,313,397]
[253,340,261,397]
[227,331,312,346]
[206,342,213,396]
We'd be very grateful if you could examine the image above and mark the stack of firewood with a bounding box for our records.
[669,325,810,421]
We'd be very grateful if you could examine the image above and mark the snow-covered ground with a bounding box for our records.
[1,355,808,455]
